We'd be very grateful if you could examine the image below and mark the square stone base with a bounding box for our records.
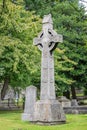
[34,100,66,125]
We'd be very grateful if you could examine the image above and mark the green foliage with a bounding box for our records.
[0,0,87,95]
[0,0,41,88]
[53,1,87,92]
[84,88,87,96]
[54,48,76,94]
[25,0,87,93]
[24,0,54,13]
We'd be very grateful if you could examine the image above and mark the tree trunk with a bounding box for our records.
[2,0,6,8]
[71,86,77,99]
[63,90,70,99]
[1,77,9,100]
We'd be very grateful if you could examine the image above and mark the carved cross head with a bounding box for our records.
[33,14,63,52]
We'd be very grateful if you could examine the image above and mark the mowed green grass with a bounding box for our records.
[0,110,87,130]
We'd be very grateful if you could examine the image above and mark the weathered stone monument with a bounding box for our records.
[71,99,78,106]
[22,86,37,121]
[33,14,66,125]
[59,96,71,107]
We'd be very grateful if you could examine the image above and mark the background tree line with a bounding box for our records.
[0,0,87,100]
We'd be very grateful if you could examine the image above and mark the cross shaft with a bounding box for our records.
[33,14,63,100]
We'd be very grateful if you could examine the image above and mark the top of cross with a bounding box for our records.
[42,14,53,31]
[33,14,63,52]
[42,14,53,24]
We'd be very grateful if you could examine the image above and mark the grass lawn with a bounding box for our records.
[0,110,87,130]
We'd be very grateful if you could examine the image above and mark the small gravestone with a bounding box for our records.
[64,99,79,114]
[4,88,15,107]
[22,86,37,121]
[59,96,71,107]
[4,88,15,100]
[33,14,66,125]
[71,99,78,106]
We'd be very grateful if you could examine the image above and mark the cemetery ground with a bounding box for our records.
[0,110,87,130]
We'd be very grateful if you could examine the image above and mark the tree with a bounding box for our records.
[24,0,54,12]
[52,0,87,98]
[0,0,41,99]
[24,0,87,98]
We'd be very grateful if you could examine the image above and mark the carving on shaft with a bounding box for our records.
[33,14,63,100]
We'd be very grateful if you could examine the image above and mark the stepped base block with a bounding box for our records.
[34,100,66,125]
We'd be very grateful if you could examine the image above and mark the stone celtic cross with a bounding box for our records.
[33,14,63,100]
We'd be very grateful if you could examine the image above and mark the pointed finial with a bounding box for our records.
[42,14,53,24]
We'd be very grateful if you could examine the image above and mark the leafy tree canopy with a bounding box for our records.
[24,0,87,93]
[0,0,41,89]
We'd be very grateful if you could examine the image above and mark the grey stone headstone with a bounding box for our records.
[71,99,78,106]
[22,86,37,121]
[4,88,15,100]
[59,96,71,107]
[3,88,15,107]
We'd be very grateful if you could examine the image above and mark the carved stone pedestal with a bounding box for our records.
[34,100,66,125]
